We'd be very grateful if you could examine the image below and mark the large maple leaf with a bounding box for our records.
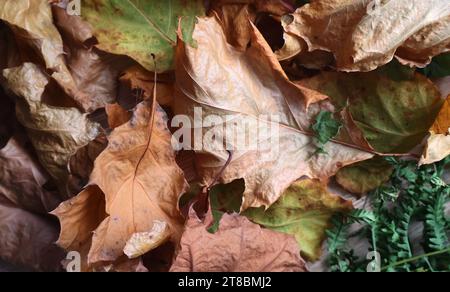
[173,17,373,210]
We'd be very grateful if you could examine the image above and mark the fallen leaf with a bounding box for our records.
[421,95,450,164]
[174,17,373,210]
[52,6,135,112]
[210,0,294,50]
[0,198,65,271]
[2,63,101,197]
[0,136,62,214]
[298,70,443,153]
[244,179,352,261]
[86,101,188,264]
[0,0,87,109]
[52,186,106,272]
[279,0,450,71]
[80,0,205,72]
[170,213,306,272]
[335,157,394,195]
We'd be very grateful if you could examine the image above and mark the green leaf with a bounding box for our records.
[82,0,204,72]
[244,179,352,261]
[336,157,394,195]
[419,53,450,78]
[311,111,342,154]
[300,71,443,153]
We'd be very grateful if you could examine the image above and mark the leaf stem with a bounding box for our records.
[381,247,450,271]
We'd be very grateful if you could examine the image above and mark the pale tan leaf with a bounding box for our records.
[86,101,188,264]
[174,17,373,210]
[279,0,450,71]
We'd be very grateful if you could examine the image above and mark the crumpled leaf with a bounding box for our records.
[210,0,294,51]
[298,70,443,153]
[170,213,306,272]
[279,0,450,71]
[80,0,205,72]
[52,6,134,112]
[0,0,86,109]
[174,17,373,210]
[244,179,352,261]
[2,63,101,197]
[335,157,394,195]
[0,136,62,214]
[0,198,65,271]
[123,220,171,259]
[54,101,189,266]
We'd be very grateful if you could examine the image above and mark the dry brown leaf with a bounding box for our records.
[174,17,373,210]
[210,0,294,51]
[0,0,86,106]
[170,213,306,272]
[279,0,450,71]
[55,101,189,266]
[2,63,101,197]
[52,6,134,112]
[51,186,106,272]
[0,136,62,214]
[0,199,65,271]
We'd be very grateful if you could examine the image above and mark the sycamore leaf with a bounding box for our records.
[298,71,443,153]
[0,136,62,214]
[174,17,373,210]
[278,0,450,71]
[335,157,394,195]
[170,213,306,272]
[2,63,101,197]
[210,0,294,51]
[83,101,187,265]
[81,0,205,72]
[0,198,65,271]
[244,179,353,261]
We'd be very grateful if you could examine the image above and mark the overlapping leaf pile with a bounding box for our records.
[0,0,449,272]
